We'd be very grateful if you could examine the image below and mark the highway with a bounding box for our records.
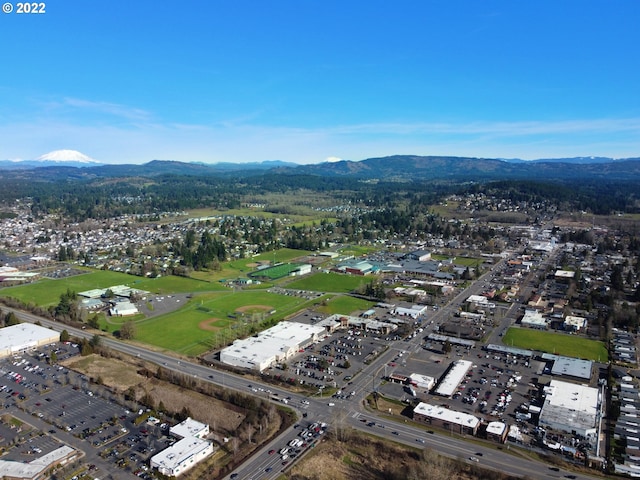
[5,256,602,480]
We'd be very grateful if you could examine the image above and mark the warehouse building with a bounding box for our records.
[539,379,600,437]
[541,354,593,381]
[220,321,325,371]
[0,323,59,359]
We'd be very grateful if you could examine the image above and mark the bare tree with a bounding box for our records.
[231,436,240,457]
[241,424,255,444]
[119,320,136,340]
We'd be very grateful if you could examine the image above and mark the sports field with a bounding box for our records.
[286,272,374,293]
[133,290,308,356]
[249,263,302,280]
[502,328,608,362]
[190,248,311,282]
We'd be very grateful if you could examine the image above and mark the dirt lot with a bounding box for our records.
[63,354,246,432]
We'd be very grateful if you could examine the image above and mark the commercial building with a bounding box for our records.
[0,323,59,359]
[539,379,600,437]
[0,446,77,480]
[409,373,435,391]
[563,315,587,332]
[413,402,480,435]
[392,305,428,318]
[150,418,213,477]
[554,270,575,282]
[433,360,473,397]
[486,421,509,443]
[220,321,325,371]
[521,309,548,329]
[170,418,209,439]
[316,314,399,335]
[541,354,593,380]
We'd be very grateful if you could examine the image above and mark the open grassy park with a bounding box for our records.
[502,327,608,362]
[316,295,376,316]
[0,269,221,307]
[131,289,309,356]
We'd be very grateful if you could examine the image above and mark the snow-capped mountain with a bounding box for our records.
[36,149,99,164]
[0,150,103,169]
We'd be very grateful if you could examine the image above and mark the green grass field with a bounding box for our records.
[502,328,608,362]
[286,272,374,293]
[0,269,219,307]
[249,263,302,280]
[133,290,308,355]
[190,248,311,283]
[316,295,376,316]
[338,245,378,257]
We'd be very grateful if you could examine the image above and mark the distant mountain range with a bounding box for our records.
[274,155,640,181]
[1,153,639,182]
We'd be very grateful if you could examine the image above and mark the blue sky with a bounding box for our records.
[1,1,639,164]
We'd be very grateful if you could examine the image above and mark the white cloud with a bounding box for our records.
[325,156,342,163]
[40,97,153,122]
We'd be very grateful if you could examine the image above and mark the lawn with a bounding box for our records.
[431,254,482,267]
[316,295,376,316]
[0,269,136,306]
[502,328,608,362]
[286,272,374,293]
[338,245,379,257]
[133,290,308,355]
[0,270,219,307]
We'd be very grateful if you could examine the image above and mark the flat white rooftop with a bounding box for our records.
[541,354,593,379]
[414,402,480,429]
[555,270,576,278]
[540,379,599,434]
[486,421,507,436]
[434,360,472,397]
[151,437,211,472]
[171,417,208,439]
[0,323,59,356]
[0,446,75,478]
[522,309,547,327]
[467,294,489,304]
[409,373,435,390]
[221,321,324,369]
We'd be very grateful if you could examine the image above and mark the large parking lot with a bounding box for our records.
[377,341,537,424]
[269,307,422,397]
[0,343,174,480]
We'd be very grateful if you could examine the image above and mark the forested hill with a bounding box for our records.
[273,155,640,181]
[0,155,639,219]
[1,155,640,182]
